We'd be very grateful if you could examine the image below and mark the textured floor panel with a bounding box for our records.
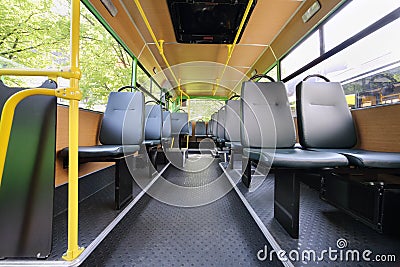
[81,157,282,266]
[50,169,145,260]
[226,167,400,267]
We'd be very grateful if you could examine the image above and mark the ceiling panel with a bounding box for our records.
[118,0,304,96]
[239,0,303,44]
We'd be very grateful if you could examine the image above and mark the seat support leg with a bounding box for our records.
[115,158,133,210]
[241,156,252,188]
[274,170,300,238]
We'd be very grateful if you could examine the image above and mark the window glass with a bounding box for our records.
[78,3,133,111]
[285,18,400,109]
[0,0,69,87]
[324,0,400,51]
[260,64,278,82]
[281,30,320,80]
[151,80,162,100]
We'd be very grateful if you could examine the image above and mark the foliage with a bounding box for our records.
[0,0,148,109]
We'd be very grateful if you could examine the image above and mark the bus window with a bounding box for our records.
[281,1,400,110]
[324,0,400,51]
[281,30,320,80]
[260,64,279,83]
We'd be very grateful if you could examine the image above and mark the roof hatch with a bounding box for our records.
[167,0,257,44]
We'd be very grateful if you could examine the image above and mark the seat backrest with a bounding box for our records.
[144,104,163,141]
[209,113,215,136]
[207,118,213,136]
[99,91,145,145]
[162,111,172,138]
[188,121,193,136]
[217,106,226,140]
[224,100,240,142]
[208,114,216,136]
[296,81,357,148]
[171,112,189,135]
[241,81,296,148]
[195,121,207,136]
[0,79,57,257]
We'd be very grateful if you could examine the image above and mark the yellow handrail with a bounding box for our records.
[215,0,254,96]
[0,69,81,80]
[62,0,84,260]
[0,0,83,261]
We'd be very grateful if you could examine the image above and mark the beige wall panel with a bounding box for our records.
[55,106,113,187]
[352,105,400,152]
[88,0,146,58]
[121,0,176,42]
[229,46,266,68]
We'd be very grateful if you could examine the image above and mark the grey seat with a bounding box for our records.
[224,100,242,167]
[162,110,172,142]
[144,104,163,146]
[216,106,226,147]
[240,80,348,238]
[195,120,207,140]
[61,91,145,209]
[171,112,189,135]
[207,117,213,137]
[143,104,163,167]
[224,100,241,148]
[171,112,189,148]
[296,78,400,168]
[210,113,218,141]
[188,121,193,137]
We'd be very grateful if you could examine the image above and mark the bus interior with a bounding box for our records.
[0,0,399,266]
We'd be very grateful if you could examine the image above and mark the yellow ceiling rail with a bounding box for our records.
[133,0,189,101]
[215,0,254,95]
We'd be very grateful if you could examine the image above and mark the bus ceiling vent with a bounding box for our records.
[167,0,257,44]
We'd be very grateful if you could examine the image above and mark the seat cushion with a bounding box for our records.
[60,144,140,159]
[312,148,400,168]
[244,148,348,168]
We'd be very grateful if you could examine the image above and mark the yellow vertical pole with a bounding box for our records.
[63,0,84,261]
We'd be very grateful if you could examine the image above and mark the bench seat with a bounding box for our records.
[60,91,145,210]
[244,148,348,168]
[60,144,140,161]
[309,149,400,168]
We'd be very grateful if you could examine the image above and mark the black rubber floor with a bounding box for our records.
[81,154,282,266]
[50,166,145,261]
[228,169,400,267]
